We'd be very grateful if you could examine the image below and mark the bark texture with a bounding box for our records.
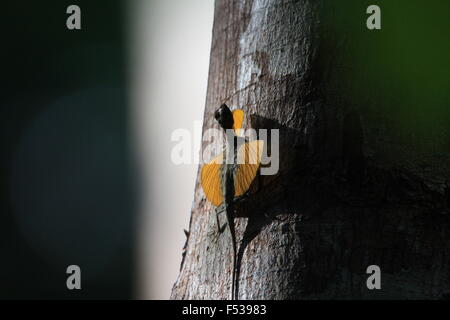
[171,0,450,299]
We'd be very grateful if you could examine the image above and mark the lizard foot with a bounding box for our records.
[208,222,228,243]
[207,229,220,243]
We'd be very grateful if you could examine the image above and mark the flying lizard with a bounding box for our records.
[200,104,264,300]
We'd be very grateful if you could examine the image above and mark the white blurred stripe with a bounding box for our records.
[128,0,214,299]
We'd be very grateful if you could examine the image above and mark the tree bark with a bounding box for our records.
[171,0,450,299]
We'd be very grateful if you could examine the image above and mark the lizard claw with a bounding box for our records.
[208,221,228,244]
[208,229,220,243]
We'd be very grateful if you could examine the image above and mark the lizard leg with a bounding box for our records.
[214,205,228,234]
[216,212,228,233]
[216,213,221,233]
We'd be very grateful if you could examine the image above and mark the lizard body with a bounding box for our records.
[202,104,263,300]
[218,134,242,300]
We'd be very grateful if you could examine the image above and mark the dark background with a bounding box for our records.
[0,1,134,299]
[1,0,449,300]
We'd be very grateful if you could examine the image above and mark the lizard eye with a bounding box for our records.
[214,109,221,120]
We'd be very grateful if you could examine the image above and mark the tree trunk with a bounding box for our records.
[171,0,450,299]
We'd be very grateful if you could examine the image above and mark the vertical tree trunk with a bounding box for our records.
[171,0,450,299]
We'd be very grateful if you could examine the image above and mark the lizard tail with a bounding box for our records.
[231,237,237,300]
[225,203,237,300]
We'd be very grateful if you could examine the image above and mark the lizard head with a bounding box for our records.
[214,104,234,130]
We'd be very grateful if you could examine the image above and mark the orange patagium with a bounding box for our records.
[201,108,264,206]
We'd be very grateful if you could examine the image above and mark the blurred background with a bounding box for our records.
[129,0,213,299]
[0,0,213,299]
[3,0,447,300]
